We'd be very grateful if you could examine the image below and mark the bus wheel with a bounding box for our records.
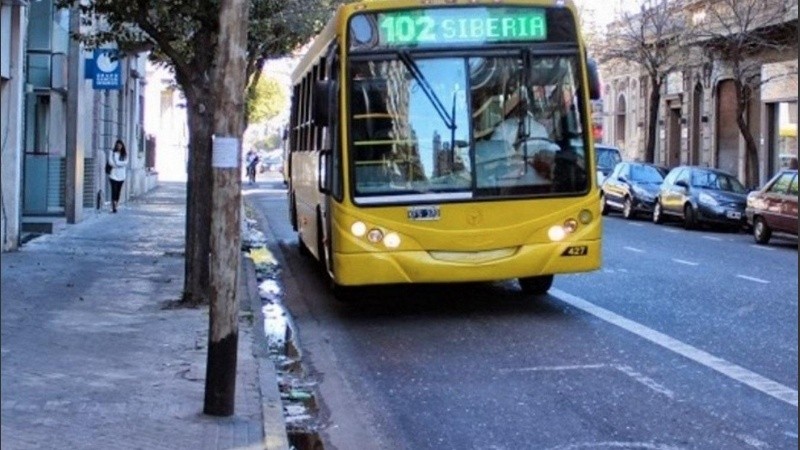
[331,282,359,303]
[298,234,312,257]
[289,192,298,231]
[518,275,554,296]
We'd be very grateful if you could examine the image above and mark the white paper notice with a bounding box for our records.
[212,136,240,168]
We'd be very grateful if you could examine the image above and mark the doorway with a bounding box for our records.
[666,106,681,168]
[716,79,739,176]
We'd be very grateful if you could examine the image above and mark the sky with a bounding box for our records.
[574,0,639,28]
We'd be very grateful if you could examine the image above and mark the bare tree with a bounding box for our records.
[601,0,689,162]
[688,0,798,184]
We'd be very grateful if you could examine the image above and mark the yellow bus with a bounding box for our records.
[287,0,602,300]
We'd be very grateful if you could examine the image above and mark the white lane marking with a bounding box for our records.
[672,259,699,266]
[750,245,775,251]
[624,246,645,253]
[500,364,674,399]
[736,275,770,284]
[548,442,686,450]
[663,228,680,233]
[498,364,605,373]
[735,434,770,449]
[702,235,723,241]
[614,364,675,399]
[550,288,798,407]
[627,222,645,227]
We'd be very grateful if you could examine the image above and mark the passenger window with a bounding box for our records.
[663,168,681,185]
[789,175,798,196]
[769,173,793,194]
[676,169,690,185]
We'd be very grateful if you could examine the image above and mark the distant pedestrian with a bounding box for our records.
[245,149,260,184]
[108,139,128,213]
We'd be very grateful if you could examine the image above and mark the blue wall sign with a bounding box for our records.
[92,49,121,90]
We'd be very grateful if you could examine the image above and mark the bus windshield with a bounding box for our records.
[349,53,588,204]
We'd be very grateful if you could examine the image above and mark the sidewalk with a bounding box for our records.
[1,182,289,450]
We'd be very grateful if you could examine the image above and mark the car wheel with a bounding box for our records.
[622,197,634,220]
[600,193,609,216]
[518,275,554,296]
[753,217,772,244]
[653,201,663,224]
[683,204,697,230]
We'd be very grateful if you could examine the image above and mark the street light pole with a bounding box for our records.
[203,0,249,417]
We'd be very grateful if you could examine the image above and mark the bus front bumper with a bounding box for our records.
[332,240,601,286]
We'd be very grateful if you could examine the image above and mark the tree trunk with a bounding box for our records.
[734,79,759,187]
[182,89,214,307]
[645,77,662,164]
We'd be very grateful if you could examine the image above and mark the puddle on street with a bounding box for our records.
[259,279,281,298]
[245,217,323,450]
[262,303,287,353]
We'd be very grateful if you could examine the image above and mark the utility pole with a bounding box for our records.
[203,0,250,417]
[65,5,84,224]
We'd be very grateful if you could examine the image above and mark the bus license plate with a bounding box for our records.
[407,205,440,221]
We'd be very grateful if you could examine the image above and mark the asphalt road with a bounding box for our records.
[245,177,798,450]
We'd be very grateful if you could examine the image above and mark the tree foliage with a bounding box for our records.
[56,0,343,305]
[247,75,287,124]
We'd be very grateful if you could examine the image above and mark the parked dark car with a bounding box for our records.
[653,165,748,230]
[746,169,798,244]
[601,162,668,219]
[595,144,622,186]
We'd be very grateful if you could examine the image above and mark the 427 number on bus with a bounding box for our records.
[561,246,588,257]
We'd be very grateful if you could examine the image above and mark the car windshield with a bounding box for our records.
[630,165,664,183]
[348,53,589,204]
[691,170,747,193]
[596,147,621,169]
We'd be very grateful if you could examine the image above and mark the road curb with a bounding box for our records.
[242,255,291,450]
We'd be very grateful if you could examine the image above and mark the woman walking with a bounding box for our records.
[108,139,128,213]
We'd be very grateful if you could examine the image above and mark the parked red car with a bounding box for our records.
[746,169,798,244]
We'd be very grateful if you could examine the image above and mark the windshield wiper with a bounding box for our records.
[396,50,456,132]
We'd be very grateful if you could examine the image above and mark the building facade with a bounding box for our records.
[598,1,798,187]
[1,0,157,252]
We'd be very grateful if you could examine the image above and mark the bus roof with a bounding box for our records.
[291,0,579,83]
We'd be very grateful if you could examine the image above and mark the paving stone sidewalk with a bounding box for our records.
[1,182,289,450]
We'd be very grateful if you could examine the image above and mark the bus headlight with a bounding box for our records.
[351,221,367,237]
[383,232,401,249]
[579,209,593,224]
[367,228,384,243]
[548,225,566,242]
[563,219,579,234]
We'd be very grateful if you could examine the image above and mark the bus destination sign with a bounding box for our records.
[376,8,547,46]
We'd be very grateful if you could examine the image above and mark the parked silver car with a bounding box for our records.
[653,165,748,231]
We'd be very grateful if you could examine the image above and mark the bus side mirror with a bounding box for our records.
[313,80,336,127]
[587,58,601,101]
